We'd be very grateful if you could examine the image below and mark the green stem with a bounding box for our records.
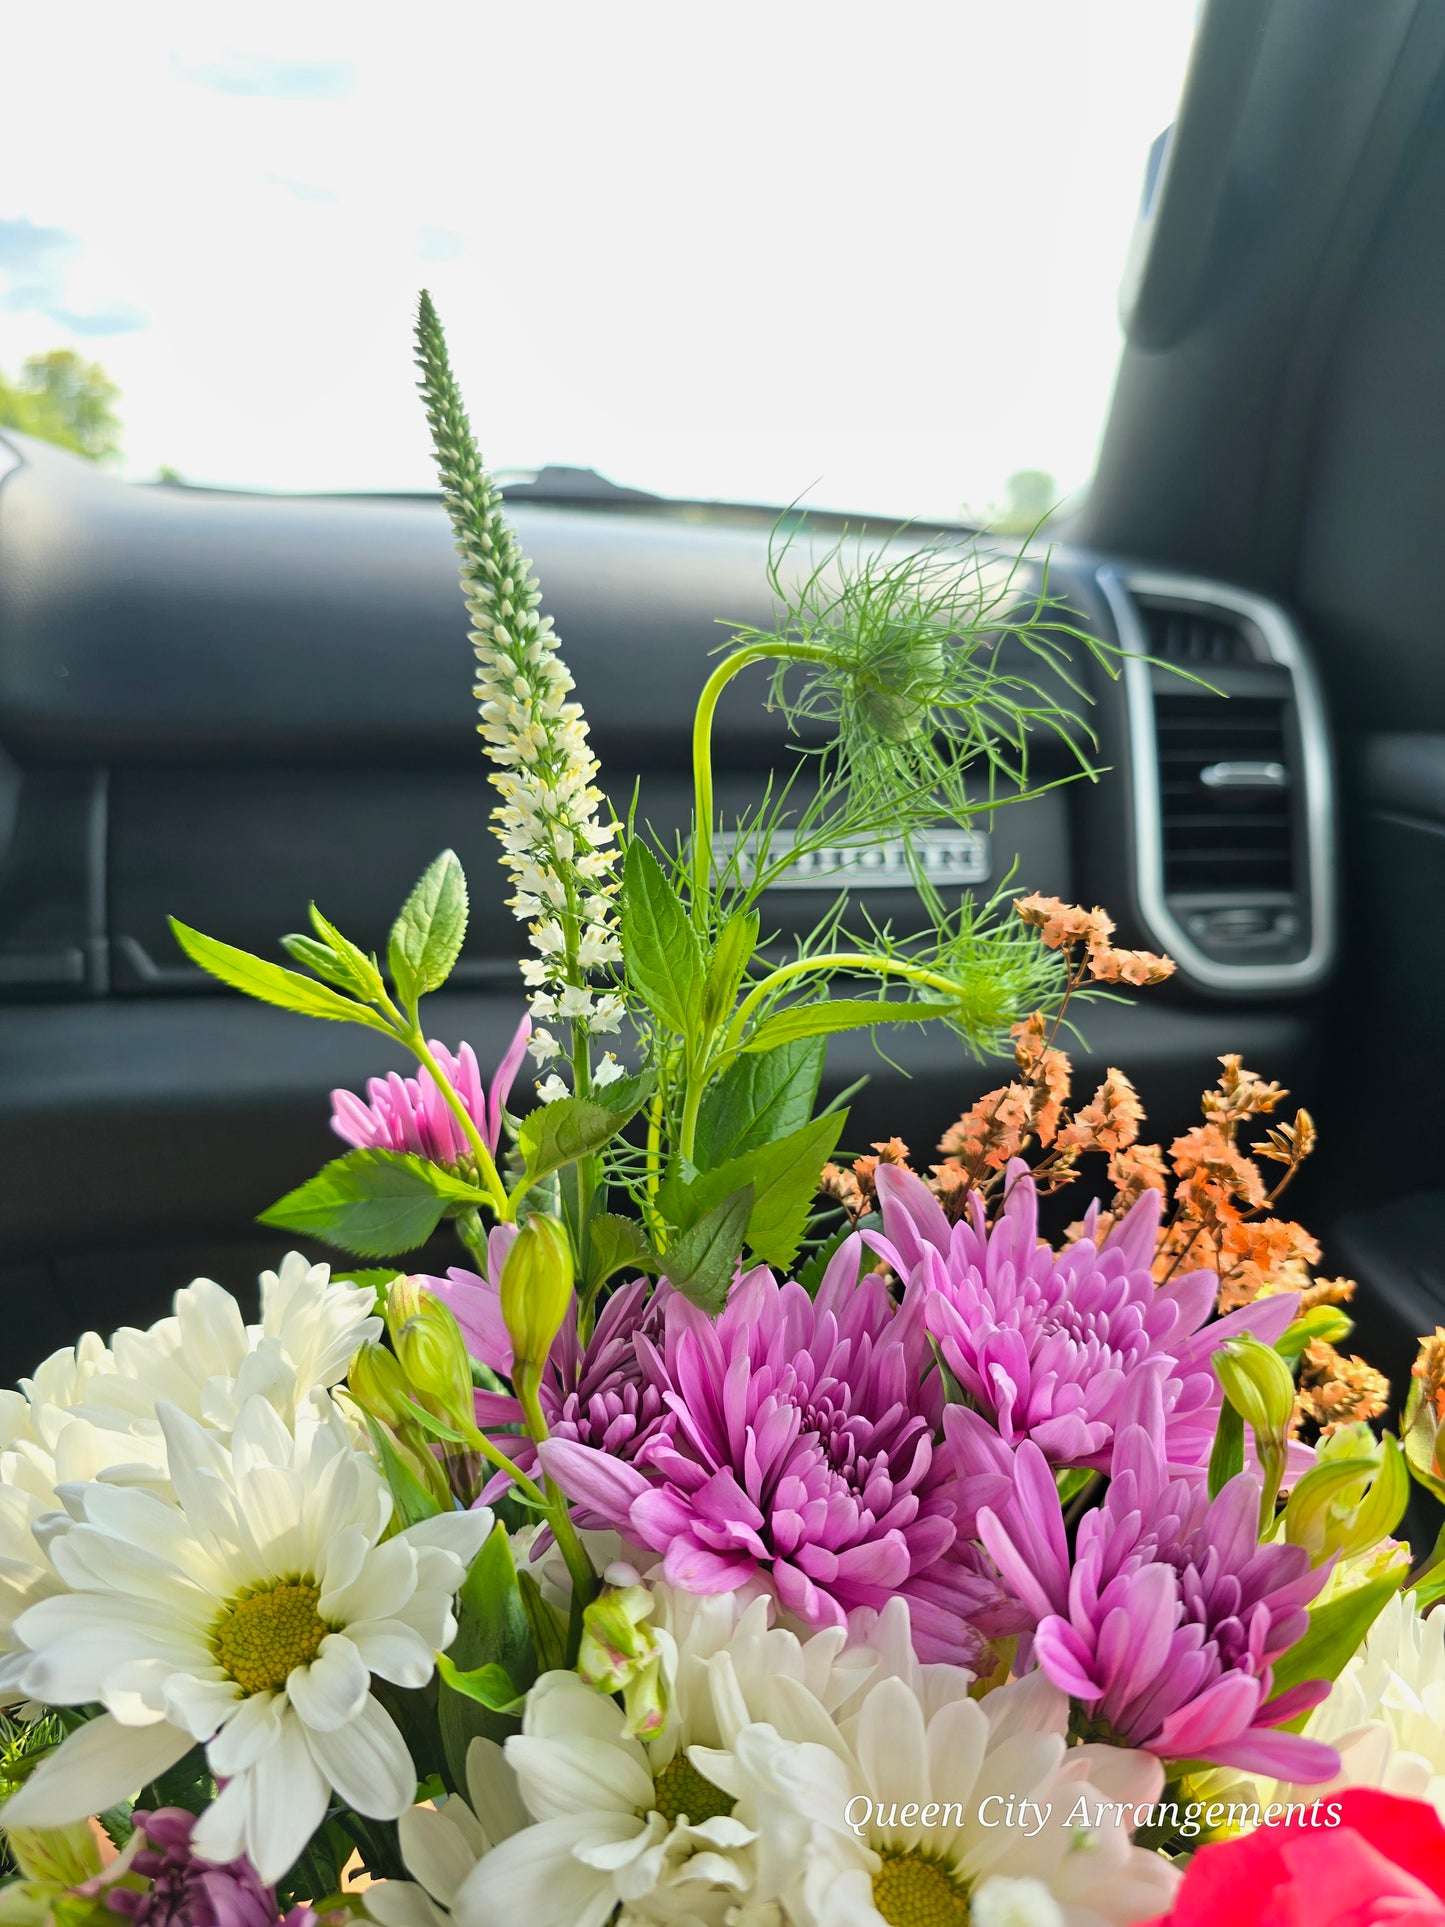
[678,1056,706,1166]
[724,951,963,1053]
[517,1377,597,1609]
[689,641,833,928]
[407,1030,511,1219]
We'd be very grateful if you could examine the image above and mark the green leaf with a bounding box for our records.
[335,1266,407,1308]
[741,998,955,1053]
[797,1219,868,1296]
[298,903,388,1001]
[660,1186,754,1313]
[517,1570,568,1674]
[701,908,759,1030]
[621,842,706,1040]
[664,1110,847,1271]
[585,1213,660,1294]
[388,850,469,1010]
[359,1411,443,1526]
[1270,1570,1404,1725]
[258,1149,489,1258]
[438,1523,538,1789]
[518,1073,655,1189]
[434,1655,525,1716]
[694,1036,826,1168]
[170,917,392,1033]
[1207,1399,1245,1500]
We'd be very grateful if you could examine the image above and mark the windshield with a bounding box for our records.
[0,3,1197,522]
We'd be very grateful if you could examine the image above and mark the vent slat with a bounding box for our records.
[1153,687,1296,894]
[1137,600,1260,666]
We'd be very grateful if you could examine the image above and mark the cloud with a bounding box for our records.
[267,173,341,204]
[418,226,465,262]
[0,217,147,336]
[179,53,357,100]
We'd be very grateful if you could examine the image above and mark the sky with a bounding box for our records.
[0,2,1199,521]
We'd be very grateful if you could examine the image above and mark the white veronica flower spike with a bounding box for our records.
[4,1394,491,1883]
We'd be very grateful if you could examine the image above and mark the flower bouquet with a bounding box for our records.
[2,297,1444,1927]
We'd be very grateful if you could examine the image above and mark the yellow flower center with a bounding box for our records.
[871,1847,973,1927]
[213,1581,328,1695]
[648,1754,735,1827]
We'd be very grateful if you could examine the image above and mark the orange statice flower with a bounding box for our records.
[1013,893,1174,986]
[1056,1068,1145,1156]
[1296,1339,1390,1436]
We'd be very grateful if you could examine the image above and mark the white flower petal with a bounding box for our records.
[304,1692,417,1819]
[285,1634,371,1732]
[506,1734,652,1822]
[204,1705,330,1885]
[464,1736,530,1847]
[363,1880,451,1927]
[2,1712,193,1828]
[451,1815,629,1927]
[398,1805,480,1907]
[320,1535,417,1626]
[345,1619,436,1690]
[206,1689,287,1779]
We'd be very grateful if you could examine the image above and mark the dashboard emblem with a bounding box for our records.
[712,828,990,892]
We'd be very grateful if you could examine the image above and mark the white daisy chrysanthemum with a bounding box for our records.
[374,1584,877,1927]
[365,1736,530,1927]
[2,1394,491,1883]
[695,1653,1180,1927]
[0,1254,382,1690]
[1264,1587,1445,1816]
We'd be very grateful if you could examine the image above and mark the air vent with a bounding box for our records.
[1135,599,1259,667]
[1154,693,1294,894]
[1099,568,1336,993]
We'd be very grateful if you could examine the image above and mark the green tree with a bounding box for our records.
[991,468,1060,535]
[0,349,121,463]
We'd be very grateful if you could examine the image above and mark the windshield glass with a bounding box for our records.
[0,2,1197,521]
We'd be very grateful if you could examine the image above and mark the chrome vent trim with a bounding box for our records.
[1097,567,1336,993]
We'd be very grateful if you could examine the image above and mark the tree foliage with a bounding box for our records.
[0,349,122,463]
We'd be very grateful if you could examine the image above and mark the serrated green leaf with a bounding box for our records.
[1270,1570,1404,1726]
[694,1036,826,1168]
[701,908,759,1030]
[438,1524,537,1789]
[336,1266,407,1308]
[388,850,469,1010]
[518,1073,654,1188]
[741,998,955,1053]
[662,1186,753,1313]
[308,903,388,1000]
[170,917,393,1032]
[664,1110,847,1270]
[258,1149,489,1258]
[434,1655,525,1716]
[585,1213,660,1294]
[621,842,706,1040]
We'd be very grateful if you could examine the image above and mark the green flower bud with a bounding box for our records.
[385,1276,475,1437]
[1277,1306,1355,1361]
[1403,1329,1445,1504]
[1284,1427,1409,1564]
[1214,1335,1297,1440]
[2,1823,101,1890]
[578,1582,669,1739]
[348,1340,412,1429]
[499,1214,575,1393]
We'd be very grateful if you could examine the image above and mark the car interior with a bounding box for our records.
[0,0,1440,1494]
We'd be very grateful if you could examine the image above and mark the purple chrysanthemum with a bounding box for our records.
[428,1228,668,1514]
[107,1809,317,1927]
[967,1370,1340,1782]
[868,1157,1299,1474]
[330,1016,530,1167]
[539,1236,1019,1665]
